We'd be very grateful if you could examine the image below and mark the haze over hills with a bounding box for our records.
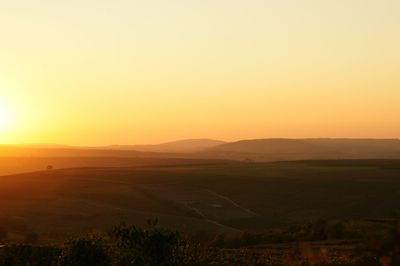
[202,138,400,161]
[2,138,400,176]
[0,145,170,158]
[2,138,400,160]
[0,140,231,176]
[0,139,225,155]
[103,138,226,153]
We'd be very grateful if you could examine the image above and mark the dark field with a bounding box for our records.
[1,159,400,243]
[0,156,233,176]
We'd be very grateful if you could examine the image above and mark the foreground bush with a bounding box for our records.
[0,218,397,265]
[60,236,112,266]
[0,227,8,242]
[57,219,198,266]
[112,219,184,265]
[0,245,60,266]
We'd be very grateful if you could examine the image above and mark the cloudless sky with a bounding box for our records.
[0,0,399,145]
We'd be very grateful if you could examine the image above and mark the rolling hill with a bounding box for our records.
[3,139,400,177]
[1,159,400,242]
[203,138,400,161]
[0,156,233,176]
[104,138,226,153]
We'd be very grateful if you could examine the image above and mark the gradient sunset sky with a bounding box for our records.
[1,0,399,145]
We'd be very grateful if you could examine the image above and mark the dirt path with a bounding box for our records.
[204,189,258,216]
[183,202,240,232]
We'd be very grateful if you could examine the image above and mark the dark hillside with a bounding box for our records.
[203,138,400,161]
[1,159,400,242]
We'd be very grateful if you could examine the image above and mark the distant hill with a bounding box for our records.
[0,145,174,158]
[0,140,227,176]
[3,138,400,163]
[202,138,400,161]
[105,139,226,153]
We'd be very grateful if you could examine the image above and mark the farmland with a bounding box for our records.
[1,159,400,243]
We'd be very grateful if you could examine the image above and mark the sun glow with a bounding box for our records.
[0,98,14,132]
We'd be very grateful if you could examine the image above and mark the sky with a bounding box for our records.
[0,0,399,145]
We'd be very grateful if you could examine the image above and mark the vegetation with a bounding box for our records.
[1,159,400,264]
[0,227,7,242]
[24,233,39,245]
[0,218,399,265]
[0,221,193,266]
[111,219,182,265]
[60,235,111,266]
[2,159,400,239]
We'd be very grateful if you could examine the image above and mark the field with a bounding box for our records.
[1,159,400,243]
[0,156,231,176]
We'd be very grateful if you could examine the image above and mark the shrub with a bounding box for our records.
[370,218,400,266]
[0,227,8,242]
[0,245,60,266]
[112,219,181,265]
[60,235,111,266]
[24,232,39,245]
[326,221,345,240]
[306,219,328,241]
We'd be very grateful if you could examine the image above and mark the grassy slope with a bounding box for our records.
[0,157,233,176]
[1,159,400,241]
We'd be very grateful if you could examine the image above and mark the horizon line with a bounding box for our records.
[1,137,400,148]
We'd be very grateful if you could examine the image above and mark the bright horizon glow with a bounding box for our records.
[0,97,14,133]
[1,0,400,145]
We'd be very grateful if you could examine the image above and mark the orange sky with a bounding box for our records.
[0,0,399,145]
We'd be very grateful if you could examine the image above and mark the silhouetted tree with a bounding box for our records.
[326,221,345,240]
[60,236,111,266]
[25,232,39,245]
[112,219,181,265]
[0,227,8,242]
